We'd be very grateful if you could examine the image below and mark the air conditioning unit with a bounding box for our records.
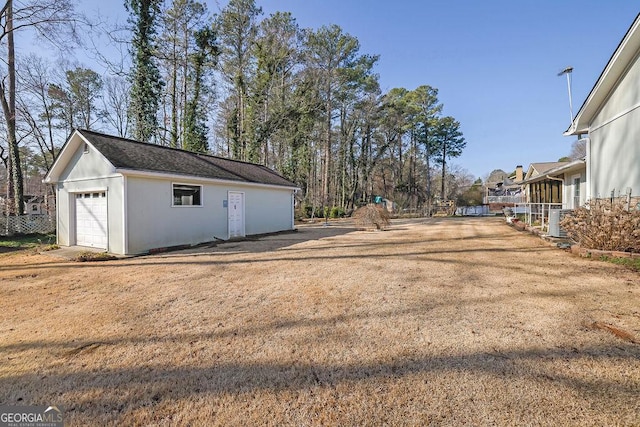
[548,209,573,238]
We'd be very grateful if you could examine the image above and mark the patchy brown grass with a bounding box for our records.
[0,218,638,426]
[72,251,117,262]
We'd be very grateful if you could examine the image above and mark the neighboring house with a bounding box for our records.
[44,129,298,255]
[0,195,51,215]
[565,13,640,203]
[24,195,46,215]
[521,160,586,209]
[483,165,525,212]
[521,162,572,205]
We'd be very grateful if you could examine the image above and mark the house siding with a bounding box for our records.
[55,142,125,254]
[589,51,640,199]
[56,176,125,254]
[126,176,294,254]
[561,170,586,209]
[59,141,116,181]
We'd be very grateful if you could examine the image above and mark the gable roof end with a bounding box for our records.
[566,13,640,135]
[44,129,113,184]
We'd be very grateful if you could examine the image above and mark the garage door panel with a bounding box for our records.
[75,192,108,249]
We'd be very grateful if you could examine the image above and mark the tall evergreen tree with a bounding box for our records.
[411,85,442,210]
[217,0,262,160]
[303,24,360,212]
[183,26,219,153]
[249,11,302,166]
[433,116,465,200]
[126,0,163,143]
[159,0,209,148]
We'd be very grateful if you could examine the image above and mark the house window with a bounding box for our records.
[573,176,581,208]
[172,184,202,206]
[83,143,89,153]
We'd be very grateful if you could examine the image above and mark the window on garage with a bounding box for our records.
[172,183,202,206]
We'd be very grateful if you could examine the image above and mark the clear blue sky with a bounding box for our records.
[78,1,638,180]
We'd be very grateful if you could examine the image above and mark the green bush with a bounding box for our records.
[330,206,346,218]
[297,205,347,219]
[299,204,323,218]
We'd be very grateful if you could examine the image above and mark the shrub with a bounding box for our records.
[560,200,640,252]
[298,205,324,219]
[353,204,391,230]
[330,206,346,218]
[74,251,117,262]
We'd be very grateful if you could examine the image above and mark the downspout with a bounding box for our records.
[292,189,297,230]
[584,136,591,202]
[123,175,128,255]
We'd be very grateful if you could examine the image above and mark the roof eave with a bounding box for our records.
[520,160,586,184]
[43,130,93,184]
[116,168,300,191]
[566,14,640,137]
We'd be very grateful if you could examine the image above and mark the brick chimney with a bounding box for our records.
[515,165,523,182]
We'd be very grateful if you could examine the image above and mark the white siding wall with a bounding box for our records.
[243,185,294,236]
[59,142,116,181]
[589,51,640,199]
[56,142,125,254]
[561,169,586,209]
[126,176,294,254]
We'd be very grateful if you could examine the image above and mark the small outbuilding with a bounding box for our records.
[44,129,298,255]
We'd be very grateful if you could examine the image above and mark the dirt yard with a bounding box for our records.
[0,217,638,426]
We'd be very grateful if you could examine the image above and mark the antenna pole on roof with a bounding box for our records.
[558,66,574,124]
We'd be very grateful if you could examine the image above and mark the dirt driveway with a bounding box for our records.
[0,217,638,426]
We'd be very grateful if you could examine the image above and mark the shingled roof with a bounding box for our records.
[529,162,570,176]
[77,129,296,188]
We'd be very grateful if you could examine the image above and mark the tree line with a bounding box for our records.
[0,0,469,217]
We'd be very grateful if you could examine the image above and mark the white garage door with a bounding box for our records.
[75,192,108,249]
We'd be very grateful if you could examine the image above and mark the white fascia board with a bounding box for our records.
[116,168,300,191]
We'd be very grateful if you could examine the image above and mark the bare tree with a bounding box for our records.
[103,76,131,137]
[569,138,586,159]
[16,55,58,171]
[0,0,78,215]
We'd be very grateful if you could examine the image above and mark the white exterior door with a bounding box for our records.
[228,191,245,238]
[75,192,108,249]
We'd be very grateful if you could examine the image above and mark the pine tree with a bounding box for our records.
[126,0,163,143]
[183,26,219,153]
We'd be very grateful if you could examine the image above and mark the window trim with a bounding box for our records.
[171,182,204,207]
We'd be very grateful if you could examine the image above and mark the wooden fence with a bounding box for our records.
[0,215,55,236]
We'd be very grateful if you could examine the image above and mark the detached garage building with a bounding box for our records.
[44,129,298,255]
